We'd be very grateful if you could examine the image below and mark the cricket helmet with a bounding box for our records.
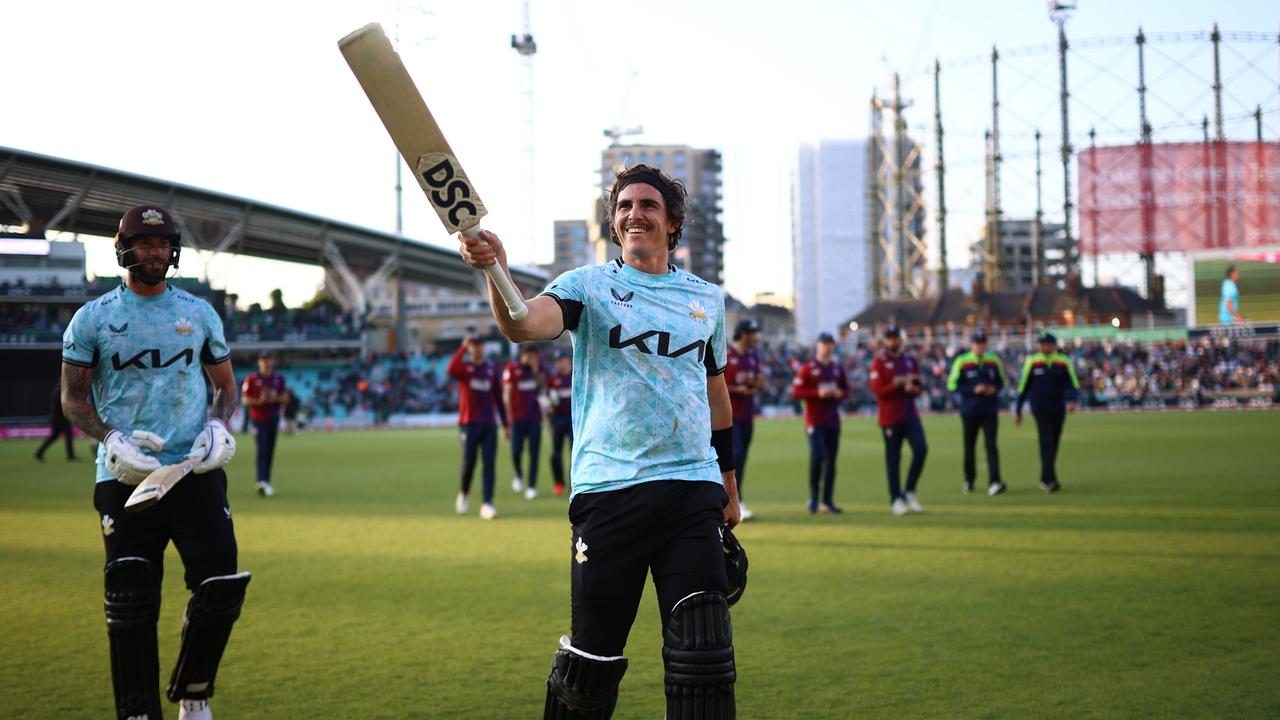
[114,204,182,274]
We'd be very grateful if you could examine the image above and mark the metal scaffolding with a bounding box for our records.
[870,73,929,300]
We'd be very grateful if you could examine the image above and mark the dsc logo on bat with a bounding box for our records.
[417,153,486,231]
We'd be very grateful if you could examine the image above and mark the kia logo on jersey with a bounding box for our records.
[608,325,706,362]
[111,348,194,371]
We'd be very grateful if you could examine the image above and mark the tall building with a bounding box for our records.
[548,219,592,278]
[585,197,621,266]
[792,139,872,344]
[970,219,1068,290]
[599,144,725,285]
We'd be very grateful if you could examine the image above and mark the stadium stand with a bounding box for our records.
[749,336,1279,415]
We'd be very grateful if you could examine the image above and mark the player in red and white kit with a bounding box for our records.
[241,350,289,497]
[544,350,573,496]
[726,318,764,520]
[504,345,544,499]
[869,325,929,516]
[447,335,507,519]
[791,332,850,513]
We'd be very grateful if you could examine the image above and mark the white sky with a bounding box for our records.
[5,0,1277,308]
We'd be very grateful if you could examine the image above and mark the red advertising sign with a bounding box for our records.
[1078,141,1280,255]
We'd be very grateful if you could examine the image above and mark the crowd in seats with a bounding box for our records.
[274,337,1277,423]
[751,336,1279,413]
[223,305,360,343]
[1075,338,1280,403]
[0,303,73,343]
[246,352,456,425]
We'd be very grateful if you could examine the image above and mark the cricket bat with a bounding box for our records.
[339,23,529,321]
[123,455,201,512]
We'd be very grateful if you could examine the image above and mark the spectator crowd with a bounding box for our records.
[275,336,1279,424]
[750,335,1280,414]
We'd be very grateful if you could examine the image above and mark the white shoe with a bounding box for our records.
[891,498,908,516]
[739,504,755,521]
[479,503,498,520]
[256,481,274,497]
[905,492,923,513]
[455,492,469,514]
[525,487,538,500]
[512,476,524,492]
[179,698,212,720]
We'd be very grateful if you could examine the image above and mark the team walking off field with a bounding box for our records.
[62,192,1087,720]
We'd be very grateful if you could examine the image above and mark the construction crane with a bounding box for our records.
[511,1,537,264]
[604,69,642,145]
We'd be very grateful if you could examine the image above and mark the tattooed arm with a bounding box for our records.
[60,363,112,441]
[205,360,239,425]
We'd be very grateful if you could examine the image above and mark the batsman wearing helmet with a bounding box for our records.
[61,205,249,720]
[460,164,743,719]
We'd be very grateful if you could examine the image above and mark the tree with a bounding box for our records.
[302,288,343,313]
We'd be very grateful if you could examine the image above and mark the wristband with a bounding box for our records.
[710,427,734,473]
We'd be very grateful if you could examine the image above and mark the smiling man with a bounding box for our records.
[459,164,742,719]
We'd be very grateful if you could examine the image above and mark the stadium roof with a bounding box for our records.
[0,145,546,296]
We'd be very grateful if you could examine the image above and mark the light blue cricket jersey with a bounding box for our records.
[541,259,728,499]
[1219,278,1240,324]
[62,284,230,483]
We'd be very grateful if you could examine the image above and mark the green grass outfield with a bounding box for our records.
[2,411,1278,719]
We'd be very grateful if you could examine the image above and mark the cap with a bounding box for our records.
[257,350,274,359]
[972,329,988,342]
[883,325,902,337]
[816,332,836,343]
[519,344,540,356]
[117,204,180,241]
[555,349,572,360]
[733,318,761,340]
[1037,332,1057,344]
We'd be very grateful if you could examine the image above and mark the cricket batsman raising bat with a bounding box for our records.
[339,22,528,320]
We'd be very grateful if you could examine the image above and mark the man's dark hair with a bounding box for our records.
[606,164,687,249]
[1226,264,1237,278]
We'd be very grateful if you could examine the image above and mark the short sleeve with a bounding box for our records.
[539,267,589,332]
[200,302,231,364]
[62,305,98,367]
[704,290,728,376]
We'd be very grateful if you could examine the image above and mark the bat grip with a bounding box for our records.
[464,226,529,321]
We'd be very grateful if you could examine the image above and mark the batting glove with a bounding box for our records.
[189,419,236,474]
[104,429,165,485]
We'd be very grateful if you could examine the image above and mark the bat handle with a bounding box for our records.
[464,226,529,321]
